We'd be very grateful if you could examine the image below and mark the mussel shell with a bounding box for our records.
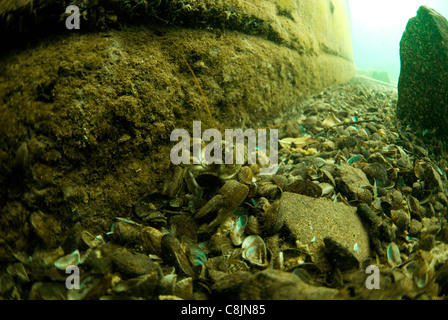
[356,187,372,205]
[388,190,404,208]
[245,215,261,236]
[241,235,268,268]
[386,242,402,267]
[174,277,194,300]
[161,234,194,277]
[140,226,163,256]
[258,201,284,236]
[209,234,233,255]
[362,163,389,188]
[390,209,410,232]
[53,250,80,270]
[414,161,425,180]
[113,220,141,244]
[284,180,322,198]
[424,166,444,191]
[237,167,255,185]
[169,215,198,244]
[271,175,290,189]
[230,215,248,246]
[319,183,334,197]
[144,211,167,228]
[159,273,177,296]
[257,182,281,199]
[189,245,207,266]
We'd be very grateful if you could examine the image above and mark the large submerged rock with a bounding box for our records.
[397,6,448,136]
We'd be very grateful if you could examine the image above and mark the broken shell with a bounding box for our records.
[272,251,285,270]
[230,215,248,246]
[241,235,268,269]
[14,142,30,170]
[189,245,207,266]
[30,211,64,248]
[54,250,80,270]
[320,168,336,186]
[81,231,105,248]
[387,242,402,267]
[306,166,321,180]
[6,262,30,283]
[134,193,166,217]
[322,113,342,128]
[319,182,334,197]
[279,137,320,150]
[29,282,67,300]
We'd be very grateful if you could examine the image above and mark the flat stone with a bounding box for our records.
[280,192,371,263]
[397,6,448,136]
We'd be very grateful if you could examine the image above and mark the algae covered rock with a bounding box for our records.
[397,6,448,136]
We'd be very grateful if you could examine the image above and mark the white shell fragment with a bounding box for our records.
[54,250,81,270]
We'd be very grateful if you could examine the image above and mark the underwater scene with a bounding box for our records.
[1,0,448,302]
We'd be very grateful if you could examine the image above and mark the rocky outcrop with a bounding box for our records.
[397,6,448,136]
